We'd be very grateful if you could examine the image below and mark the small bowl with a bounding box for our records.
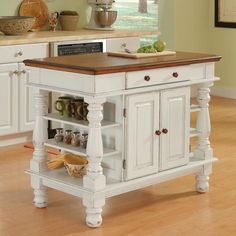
[95,10,117,27]
[64,163,87,178]
[0,16,35,35]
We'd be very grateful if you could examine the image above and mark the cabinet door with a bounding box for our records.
[19,63,38,132]
[0,64,18,136]
[125,92,159,180]
[160,87,190,171]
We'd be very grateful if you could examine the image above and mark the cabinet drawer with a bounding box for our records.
[126,66,190,89]
[0,43,49,64]
[106,37,140,52]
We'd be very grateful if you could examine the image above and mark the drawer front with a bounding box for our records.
[106,37,140,52]
[126,66,190,89]
[0,43,49,64]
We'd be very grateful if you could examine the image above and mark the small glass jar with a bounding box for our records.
[64,130,72,144]
[80,133,88,149]
[54,128,64,143]
[71,131,80,147]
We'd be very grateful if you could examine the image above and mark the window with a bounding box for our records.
[114,0,158,45]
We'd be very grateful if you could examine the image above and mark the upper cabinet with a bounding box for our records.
[0,43,49,137]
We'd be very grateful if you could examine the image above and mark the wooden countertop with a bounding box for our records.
[0,29,156,46]
[24,52,222,75]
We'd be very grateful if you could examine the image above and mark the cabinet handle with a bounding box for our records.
[15,51,23,57]
[162,128,168,134]
[172,72,179,78]
[144,75,151,81]
[21,70,26,74]
[121,43,127,48]
[155,130,162,136]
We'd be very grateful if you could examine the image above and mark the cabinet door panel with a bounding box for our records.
[125,92,159,180]
[19,63,39,132]
[0,64,18,135]
[160,87,190,170]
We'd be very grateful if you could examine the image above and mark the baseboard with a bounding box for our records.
[211,85,236,99]
[0,131,33,147]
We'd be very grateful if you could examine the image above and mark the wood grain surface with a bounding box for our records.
[19,0,49,30]
[24,52,222,75]
[107,50,176,59]
[0,96,235,236]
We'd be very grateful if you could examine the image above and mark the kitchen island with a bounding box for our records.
[24,52,221,228]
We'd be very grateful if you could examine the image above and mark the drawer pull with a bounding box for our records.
[144,75,151,81]
[15,51,23,57]
[121,43,127,48]
[155,130,162,136]
[172,72,179,78]
[162,128,168,134]
[21,70,26,74]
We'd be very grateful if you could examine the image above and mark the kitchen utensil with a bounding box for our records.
[0,16,35,35]
[107,50,176,59]
[85,0,116,31]
[95,10,117,27]
[19,0,49,30]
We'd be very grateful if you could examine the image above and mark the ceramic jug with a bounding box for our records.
[54,96,72,117]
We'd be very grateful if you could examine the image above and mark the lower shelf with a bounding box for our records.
[26,157,217,199]
[44,139,120,158]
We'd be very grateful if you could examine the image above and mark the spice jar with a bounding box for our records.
[64,130,72,144]
[71,131,80,147]
[80,133,88,149]
[54,128,64,143]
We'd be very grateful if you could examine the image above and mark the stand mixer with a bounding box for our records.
[86,0,117,31]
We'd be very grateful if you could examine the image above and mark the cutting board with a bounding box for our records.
[107,50,176,59]
[19,0,49,30]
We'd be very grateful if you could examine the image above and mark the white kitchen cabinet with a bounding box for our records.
[0,43,49,138]
[19,63,38,132]
[159,87,190,171]
[0,64,18,135]
[125,87,190,179]
[125,92,159,180]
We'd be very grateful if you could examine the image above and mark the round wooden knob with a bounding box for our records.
[162,128,168,134]
[144,75,151,81]
[172,72,179,78]
[155,130,161,136]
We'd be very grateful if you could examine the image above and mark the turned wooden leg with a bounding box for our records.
[83,97,106,228]
[194,82,214,160]
[194,82,214,193]
[30,90,48,208]
[196,175,209,193]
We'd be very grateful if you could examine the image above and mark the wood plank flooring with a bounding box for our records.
[0,96,236,236]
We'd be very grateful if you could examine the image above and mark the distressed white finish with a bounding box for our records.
[30,90,48,207]
[125,92,159,180]
[19,63,38,132]
[0,42,48,144]
[25,60,218,227]
[126,66,190,89]
[0,43,49,64]
[82,97,106,227]
[0,63,18,136]
[160,87,190,170]
[194,82,214,193]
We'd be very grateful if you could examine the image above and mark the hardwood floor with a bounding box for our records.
[0,96,236,236]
